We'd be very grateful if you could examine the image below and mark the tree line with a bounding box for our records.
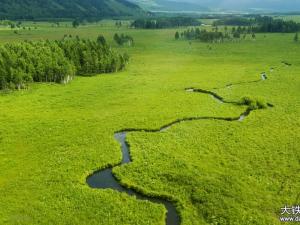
[256,17,300,33]
[177,26,299,43]
[131,17,201,29]
[176,28,228,42]
[0,36,129,90]
[175,27,256,43]
[213,17,253,26]
[213,16,300,33]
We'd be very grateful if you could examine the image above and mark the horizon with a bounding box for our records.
[129,0,300,13]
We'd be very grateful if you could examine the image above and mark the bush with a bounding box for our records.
[113,33,134,46]
[239,96,268,110]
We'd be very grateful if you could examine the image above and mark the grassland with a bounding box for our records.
[0,21,299,225]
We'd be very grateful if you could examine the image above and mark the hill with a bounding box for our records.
[128,0,209,12]
[0,0,145,20]
[130,0,300,12]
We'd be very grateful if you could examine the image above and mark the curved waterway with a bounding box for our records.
[212,72,268,90]
[282,61,292,67]
[87,132,180,225]
[87,75,271,225]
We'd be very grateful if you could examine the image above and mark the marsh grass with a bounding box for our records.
[0,20,299,225]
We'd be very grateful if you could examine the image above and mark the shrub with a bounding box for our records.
[113,33,134,46]
[239,96,268,110]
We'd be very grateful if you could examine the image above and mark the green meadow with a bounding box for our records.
[0,21,299,225]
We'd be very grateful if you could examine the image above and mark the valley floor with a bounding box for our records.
[0,21,299,225]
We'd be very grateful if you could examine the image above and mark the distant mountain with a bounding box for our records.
[0,0,145,20]
[129,0,300,12]
[128,0,209,12]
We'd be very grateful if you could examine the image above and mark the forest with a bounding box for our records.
[131,17,201,29]
[0,0,144,20]
[212,17,253,26]
[213,16,300,33]
[255,16,300,32]
[177,28,228,42]
[0,36,129,90]
[176,26,257,42]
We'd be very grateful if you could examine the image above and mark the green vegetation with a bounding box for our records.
[177,27,257,43]
[0,0,144,20]
[294,33,299,42]
[0,20,17,27]
[0,36,128,90]
[213,16,300,33]
[255,16,300,33]
[72,20,80,28]
[238,96,268,110]
[213,16,253,26]
[0,20,299,225]
[178,28,229,42]
[58,37,129,74]
[275,15,300,23]
[0,41,74,90]
[113,33,134,46]
[131,17,201,29]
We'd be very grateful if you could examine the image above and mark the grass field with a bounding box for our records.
[0,21,299,225]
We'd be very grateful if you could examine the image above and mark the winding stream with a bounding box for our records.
[282,61,292,67]
[212,73,268,90]
[86,75,271,225]
[87,132,180,225]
